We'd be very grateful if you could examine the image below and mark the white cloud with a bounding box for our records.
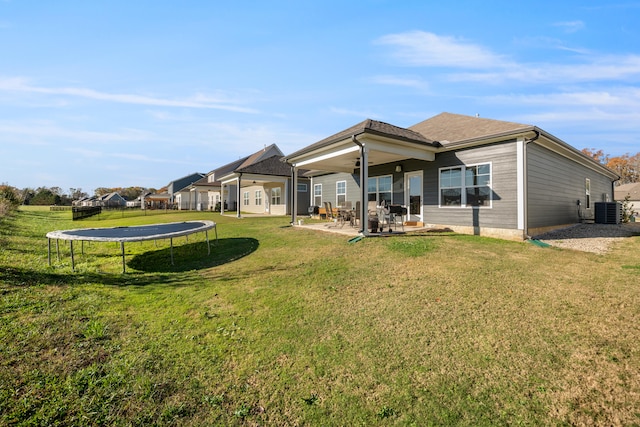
[449,54,640,84]
[486,88,640,108]
[329,106,381,119]
[374,31,508,69]
[375,31,640,85]
[369,75,429,90]
[0,77,259,113]
[553,20,585,33]
[0,120,153,143]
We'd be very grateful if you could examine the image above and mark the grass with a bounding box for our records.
[1,206,640,425]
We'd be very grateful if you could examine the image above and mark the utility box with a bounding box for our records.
[594,202,621,224]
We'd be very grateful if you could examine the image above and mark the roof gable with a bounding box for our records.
[285,119,435,160]
[409,112,532,145]
[236,155,308,177]
[615,182,640,200]
[237,144,284,169]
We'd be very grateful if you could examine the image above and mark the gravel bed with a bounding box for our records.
[532,222,640,254]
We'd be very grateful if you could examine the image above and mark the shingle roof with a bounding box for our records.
[285,119,436,160]
[236,155,308,177]
[409,112,533,145]
[237,143,284,169]
[615,182,640,201]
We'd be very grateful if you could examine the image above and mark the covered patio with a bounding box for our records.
[294,218,432,237]
[283,119,440,237]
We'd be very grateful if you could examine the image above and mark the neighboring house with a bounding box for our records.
[98,192,127,208]
[187,156,253,212]
[228,155,311,216]
[283,112,619,240]
[74,196,97,207]
[144,188,171,210]
[167,172,206,210]
[615,182,640,216]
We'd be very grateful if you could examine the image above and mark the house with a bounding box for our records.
[144,188,171,210]
[283,112,619,240]
[98,192,127,208]
[185,153,260,212]
[615,182,640,217]
[185,144,310,217]
[74,196,96,207]
[167,172,206,210]
[225,155,311,216]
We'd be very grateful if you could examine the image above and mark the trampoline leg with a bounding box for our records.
[56,239,60,262]
[48,238,51,266]
[121,242,126,274]
[70,240,75,272]
[81,240,84,255]
[170,238,174,265]
[205,230,210,255]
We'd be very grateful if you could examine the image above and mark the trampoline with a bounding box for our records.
[46,220,217,273]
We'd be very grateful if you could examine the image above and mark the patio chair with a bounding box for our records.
[353,201,361,227]
[324,201,335,221]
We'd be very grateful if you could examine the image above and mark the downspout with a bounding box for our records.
[523,130,540,239]
[352,134,368,235]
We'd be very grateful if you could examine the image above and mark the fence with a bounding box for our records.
[72,206,102,220]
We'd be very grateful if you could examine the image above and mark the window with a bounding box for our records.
[271,187,282,205]
[255,190,262,206]
[314,184,322,206]
[336,181,346,207]
[297,183,308,192]
[585,178,591,209]
[243,191,249,206]
[368,175,392,205]
[439,163,491,207]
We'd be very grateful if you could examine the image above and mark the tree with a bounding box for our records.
[582,148,609,164]
[69,188,88,200]
[0,185,21,216]
[30,187,60,205]
[582,148,639,184]
[606,154,637,184]
[19,188,35,205]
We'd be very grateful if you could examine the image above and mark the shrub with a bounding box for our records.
[0,185,20,218]
[621,194,637,223]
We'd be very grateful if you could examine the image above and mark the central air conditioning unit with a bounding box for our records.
[594,202,621,224]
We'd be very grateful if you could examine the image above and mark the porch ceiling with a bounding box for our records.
[290,134,436,173]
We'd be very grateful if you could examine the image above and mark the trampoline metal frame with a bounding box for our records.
[46,221,217,273]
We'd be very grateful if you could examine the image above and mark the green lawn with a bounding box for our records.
[1,207,639,426]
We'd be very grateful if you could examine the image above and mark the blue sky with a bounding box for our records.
[1,1,639,193]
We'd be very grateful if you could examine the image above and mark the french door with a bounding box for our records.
[405,171,423,223]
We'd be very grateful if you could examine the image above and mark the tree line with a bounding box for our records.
[0,185,157,207]
[581,149,640,184]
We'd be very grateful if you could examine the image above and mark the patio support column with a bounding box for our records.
[236,174,242,218]
[290,165,297,225]
[360,147,369,236]
[352,134,369,236]
[220,184,225,215]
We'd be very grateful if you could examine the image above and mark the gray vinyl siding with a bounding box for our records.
[423,141,519,229]
[295,179,311,215]
[311,172,360,207]
[527,143,613,228]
